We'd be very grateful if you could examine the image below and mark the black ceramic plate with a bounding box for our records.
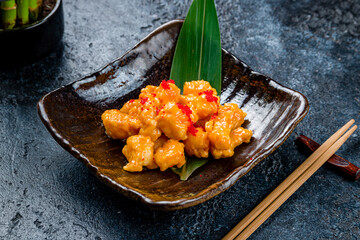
[37,20,309,211]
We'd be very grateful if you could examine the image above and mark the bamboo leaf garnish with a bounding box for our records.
[197,0,206,80]
[170,0,222,180]
[170,0,222,94]
[171,158,208,181]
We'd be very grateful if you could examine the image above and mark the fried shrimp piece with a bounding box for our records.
[231,127,252,146]
[183,80,218,96]
[137,95,161,141]
[206,103,250,159]
[184,127,210,158]
[179,94,199,123]
[120,99,141,117]
[138,120,161,142]
[102,109,141,139]
[139,86,161,110]
[156,102,191,141]
[154,80,181,106]
[139,85,157,97]
[121,90,162,141]
[181,92,219,120]
[122,135,157,172]
[138,97,158,123]
[154,139,185,171]
[181,81,219,121]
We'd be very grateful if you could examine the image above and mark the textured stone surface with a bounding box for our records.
[0,0,359,239]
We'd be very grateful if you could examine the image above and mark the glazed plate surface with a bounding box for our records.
[38,20,309,211]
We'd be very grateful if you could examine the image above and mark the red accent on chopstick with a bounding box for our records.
[297,135,359,181]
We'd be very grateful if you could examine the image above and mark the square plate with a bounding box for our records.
[38,20,309,211]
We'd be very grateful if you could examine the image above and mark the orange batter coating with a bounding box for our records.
[120,99,141,117]
[101,80,252,172]
[153,80,181,106]
[122,135,157,172]
[121,90,161,141]
[206,103,251,159]
[101,110,141,139]
[183,80,218,96]
[154,139,186,171]
[181,80,219,121]
[181,93,219,121]
[156,102,191,141]
[231,127,253,147]
[184,127,210,158]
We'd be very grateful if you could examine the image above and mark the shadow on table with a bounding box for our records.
[0,42,65,104]
[0,42,65,85]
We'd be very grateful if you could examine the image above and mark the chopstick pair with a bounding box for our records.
[223,119,357,240]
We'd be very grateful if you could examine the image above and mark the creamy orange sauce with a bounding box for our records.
[101,80,252,172]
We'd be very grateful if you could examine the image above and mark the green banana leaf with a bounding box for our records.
[170,0,222,180]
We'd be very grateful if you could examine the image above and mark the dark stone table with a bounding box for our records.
[0,0,359,239]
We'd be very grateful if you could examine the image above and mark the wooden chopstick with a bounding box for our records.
[235,124,357,240]
[223,119,355,239]
[223,119,357,240]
